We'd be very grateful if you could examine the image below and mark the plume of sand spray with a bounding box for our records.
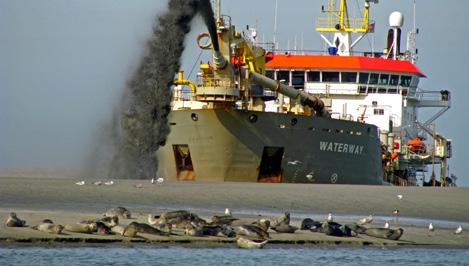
[104,0,217,179]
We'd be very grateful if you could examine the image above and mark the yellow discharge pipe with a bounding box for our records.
[174,70,196,93]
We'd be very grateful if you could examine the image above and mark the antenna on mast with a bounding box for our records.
[406,0,418,63]
[273,0,278,50]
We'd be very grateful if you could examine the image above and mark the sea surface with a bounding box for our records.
[1,246,468,266]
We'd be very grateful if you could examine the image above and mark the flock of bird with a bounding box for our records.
[74,177,164,187]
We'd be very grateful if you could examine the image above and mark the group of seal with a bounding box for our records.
[3,208,408,245]
[298,215,404,240]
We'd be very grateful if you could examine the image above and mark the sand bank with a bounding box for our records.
[1,177,468,247]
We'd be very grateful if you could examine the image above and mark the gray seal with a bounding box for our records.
[271,224,298,234]
[33,223,64,234]
[128,222,170,236]
[5,212,26,227]
[236,237,268,249]
[64,223,97,234]
[234,224,269,240]
[104,207,131,219]
[364,228,404,240]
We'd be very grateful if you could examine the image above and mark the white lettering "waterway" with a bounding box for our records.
[319,141,364,155]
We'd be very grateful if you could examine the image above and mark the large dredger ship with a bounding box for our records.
[157,0,452,185]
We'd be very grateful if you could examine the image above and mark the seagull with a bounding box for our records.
[393,209,400,216]
[357,215,373,225]
[104,181,114,186]
[287,160,302,165]
[156,177,164,185]
[455,225,463,235]
[148,214,159,225]
[428,223,435,232]
[75,181,85,186]
[326,213,333,222]
[397,194,403,200]
[93,181,102,186]
[151,178,155,184]
[384,221,390,229]
[225,208,232,216]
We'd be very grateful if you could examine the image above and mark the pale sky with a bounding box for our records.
[0,0,468,186]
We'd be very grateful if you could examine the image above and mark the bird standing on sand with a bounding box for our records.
[75,181,85,186]
[156,177,164,185]
[225,208,232,216]
[428,223,434,232]
[455,225,463,235]
[357,215,373,225]
[384,222,390,229]
[327,213,333,222]
[397,194,403,200]
[151,178,155,184]
[104,181,114,186]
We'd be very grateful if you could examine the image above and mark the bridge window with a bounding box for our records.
[377,88,387,94]
[379,74,389,85]
[266,70,275,79]
[390,75,399,85]
[373,108,384,115]
[342,72,357,83]
[307,71,320,82]
[358,86,367,94]
[368,87,377,93]
[277,70,290,84]
[388,88,398,94]
[292,71,305,89]
[323,72,339,82]
[359,73,369,84]
[369,73,379,84]
[400,75,412,87]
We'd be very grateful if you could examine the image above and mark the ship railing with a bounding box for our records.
[261,47,408,61]
[407,88,451,103]
[315,17,375,32]
[197,76,235,88]
[172,87,196,101]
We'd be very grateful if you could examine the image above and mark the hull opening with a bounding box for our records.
[257,146,284,183]
[172,144,195,181]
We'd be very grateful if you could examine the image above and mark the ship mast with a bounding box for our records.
[316,0,378,56]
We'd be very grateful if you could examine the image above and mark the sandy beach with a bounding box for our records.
[1,177,468,247]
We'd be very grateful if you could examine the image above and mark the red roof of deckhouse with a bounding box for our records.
[265,54,426,77]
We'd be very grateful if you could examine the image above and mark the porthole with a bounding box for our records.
[291,118,298,126]
[248,114,258,123]
[191,113,198,121]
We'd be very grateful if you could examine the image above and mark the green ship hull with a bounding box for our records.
[157,109,383,184]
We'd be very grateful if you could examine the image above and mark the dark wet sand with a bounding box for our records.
[1,177,468,247]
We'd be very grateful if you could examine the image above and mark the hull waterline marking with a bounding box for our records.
[319,141,364,155]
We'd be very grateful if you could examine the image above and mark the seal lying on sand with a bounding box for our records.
[64,223,97,234]
[211,215,238,225]
[104,207,131,219]
[32,223,64,234]
[272,223,298,233]
[236,237,268,249]
[364,228,404,241]
[83,216,119,227]
[252,219,270,232]
[5,212,27,227]
[128,222,170,236]
[322,222,357,237]
[301,218,322,230]
[184,223,235,237]
[110,225,137,237]
[234,224,269,240]
[95,222,112,235]
[272,212,290,228]
[157,210,206,228]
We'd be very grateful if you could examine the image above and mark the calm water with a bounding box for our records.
[1,246,469,266]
